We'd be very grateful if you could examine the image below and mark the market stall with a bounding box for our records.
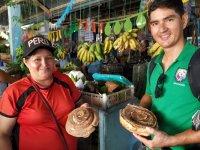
[0,0,200,149]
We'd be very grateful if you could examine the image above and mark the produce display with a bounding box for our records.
[68,70,86,89]
[65,107,99,138]
[77,42,104,64]
[113,29,139,52]
[62,62,80,72]
[54,45,68,60]
[120,104,158,136]
[83,80,126,94]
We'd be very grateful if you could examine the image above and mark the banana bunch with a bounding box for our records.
[103,37,113,54]
[77,42,96,64]
[89,42,104,61]
[148,42,163,58]
[48,30,62,43]
[54,45,67,60]
[113,28,139,52]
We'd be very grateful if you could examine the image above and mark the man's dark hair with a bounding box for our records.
[148,0,185,18]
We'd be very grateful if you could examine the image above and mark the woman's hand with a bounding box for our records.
[133,127,172,149]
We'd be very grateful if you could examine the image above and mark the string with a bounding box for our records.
[79,1,82,22]
[89,0,91,34]
[97,0,100,35]
[108,0,110,20]
[129,0,131,15]
[35,1,39,29]
[124,0,126,17]
[43,0,45,21]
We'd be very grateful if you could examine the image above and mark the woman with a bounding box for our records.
[0,36,86,150]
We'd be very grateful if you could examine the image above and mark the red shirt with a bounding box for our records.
[0,72,81,150]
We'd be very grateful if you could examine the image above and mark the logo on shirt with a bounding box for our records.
[175,68,187,82]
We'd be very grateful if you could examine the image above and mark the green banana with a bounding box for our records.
[89,43,96,54]
[94,50,104,61]
[95,42,102,54]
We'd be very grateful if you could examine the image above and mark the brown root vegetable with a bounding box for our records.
[120,104,158,136]
[66,107,99,138]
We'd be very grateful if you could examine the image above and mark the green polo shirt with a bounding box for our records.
[146,41,200,150]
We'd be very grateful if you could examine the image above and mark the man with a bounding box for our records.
[133,0,200,149]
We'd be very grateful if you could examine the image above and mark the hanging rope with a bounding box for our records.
[35,2,39,28]
[124,0,126,17]
[129,0,131,15]
[108,0,110,20]
[97,0,100,35]
[88,0,91,33]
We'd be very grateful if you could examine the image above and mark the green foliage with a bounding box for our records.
[4,0,17,7]
[12,16,22,23]
[5,45,29,77]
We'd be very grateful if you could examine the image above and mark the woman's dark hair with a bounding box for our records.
[148,0,185,18]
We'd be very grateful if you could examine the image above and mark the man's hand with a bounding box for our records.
[133,127,172,149]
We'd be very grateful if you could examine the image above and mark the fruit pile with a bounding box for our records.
[83,81,126,94]
[77,42,104,64]
[113,29,139,52]
[54,45,68,60]
[148,42,163,58]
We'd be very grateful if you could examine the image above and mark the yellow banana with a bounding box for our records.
[152,46,163,58]
[103,39,110,54]
[81,49,88,63]
[77,44,83,51]
[113,36,122,47]
[107,40,113,53]
[122,34,128,43]
[105,37,110,42]
[124,40,129,50]
[79,48,87,62]
[86,51,91,63]
[118,43,125,52]
[113,36,123,49]
[130,32,138,38]
[77,49,82,58]
[129,38,137,50]
[131,28,139,33]
[148,42,161,54]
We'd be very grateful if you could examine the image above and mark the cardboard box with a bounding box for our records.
[81,86,134,110]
